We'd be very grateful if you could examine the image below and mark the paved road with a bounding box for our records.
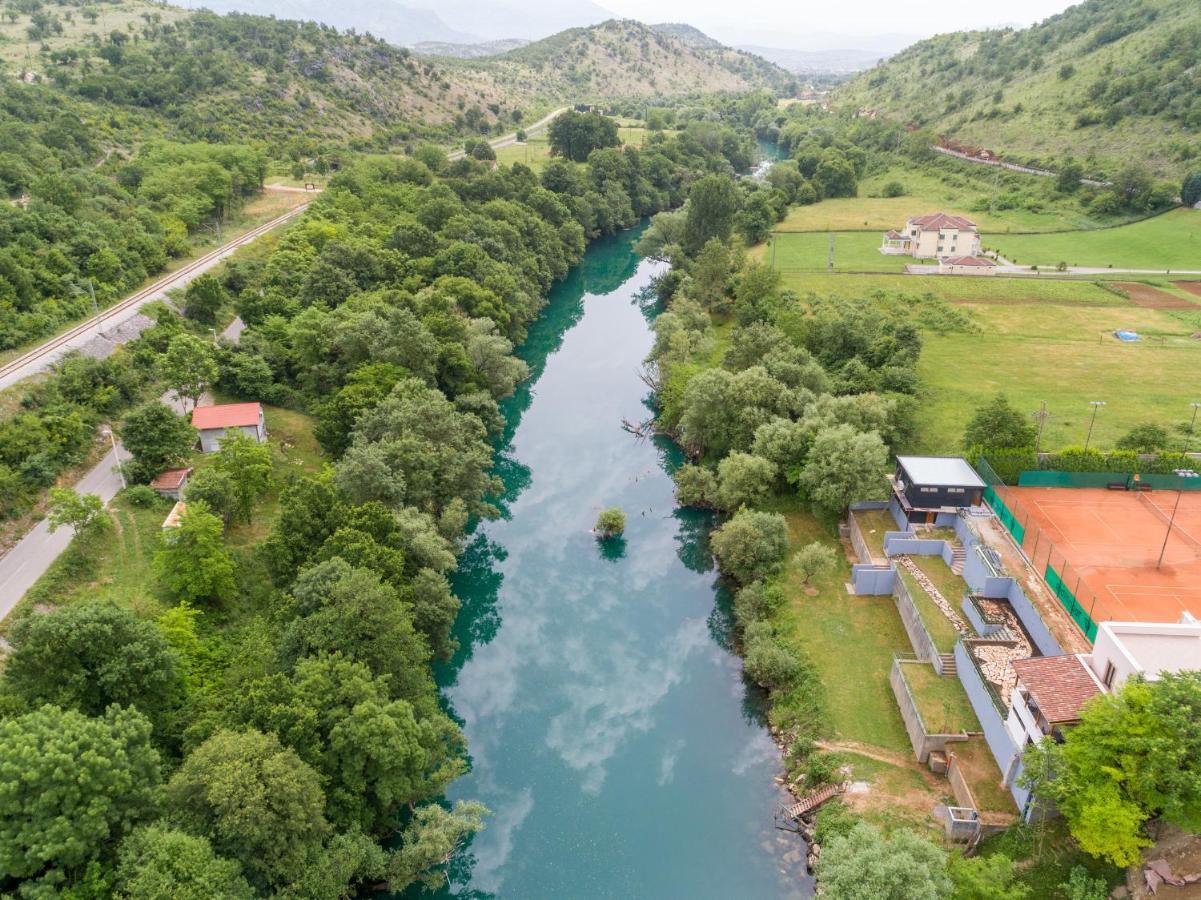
[0,443,127,621]
[448,107,568,161]
[0,200,313,392]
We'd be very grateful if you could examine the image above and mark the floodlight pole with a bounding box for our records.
[1156,469,1198,569]
[1083,401,1106,452]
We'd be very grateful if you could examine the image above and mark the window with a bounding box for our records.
[1102,661,1116,688]
[937,245,944,252]
[919,487,938,493]
[947,487,964,494]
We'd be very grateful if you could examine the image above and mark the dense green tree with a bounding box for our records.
[798,425,888,517]
[1057,159,1084,193]
[120,401,197,484]
[182,274,226,327]
[281,558,434,707]
[816,821,951,899]
[548,111,620,162]
[691,238,733,311]
[5,602,179,722]
[0,705,160,888]
[165,728,329,893]
[674,464,718,508]
[715,452,776,510]
[155,501,236,603]
[387,801,489,893]
[209,429,272,522]
[710,508,789,583]
[948,852,1030,900]
[183,466,239,525]
[794,541,837,584]
[46,488,105,534]
[1022,672,1201,867]
[223,655,464,833]
[1115,423,1169,452]
[1183,171,1201,208]
[162,333,218,414]
[683,174,741,254]
[116,826,253,900]
[963,393,1037,450]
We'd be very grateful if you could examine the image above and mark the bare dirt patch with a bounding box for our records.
[1173,281,1201,299]
[1114,282,1199,310]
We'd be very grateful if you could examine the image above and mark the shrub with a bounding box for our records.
[732,580,785,627]
[881,180,905,198]
[711,509,789,584]
[123,485,163,508]
[594,507,626,538]
[674,464,718,508]
[743,636,802,689]
[795,541,837,584]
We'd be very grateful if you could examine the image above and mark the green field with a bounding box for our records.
[771,231,926,273]
[990,209,1201,270]
[774,271,1129,306]
[771,500,913,753]
[901,661,980,735]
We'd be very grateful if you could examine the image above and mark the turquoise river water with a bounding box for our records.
[431,224,810,898]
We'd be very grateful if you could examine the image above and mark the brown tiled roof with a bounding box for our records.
[150,467,192,490]
[192,402,262,430]
[884,230,908,240]
[1012,655,1102,724]
[909,212,977,232]
[941,256,996,267]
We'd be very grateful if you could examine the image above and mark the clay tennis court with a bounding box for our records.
[1004,486,1201,626]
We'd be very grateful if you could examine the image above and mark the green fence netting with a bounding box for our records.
[984,485,1026,544]
[1044,563,1098,642]
[1018,470,1201,490]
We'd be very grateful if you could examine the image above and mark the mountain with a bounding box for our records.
[408,0,613,42]
[836,0,1201,176]
[738,45,889,75]
[414,38,530,59]
[474,19,795,99]
[652,23,723,50]
[179,0,473,44]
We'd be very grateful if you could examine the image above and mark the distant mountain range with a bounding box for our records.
[182,0,612,45]
[739,45,891,75]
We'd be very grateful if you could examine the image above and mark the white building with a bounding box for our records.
[881,212,982,259]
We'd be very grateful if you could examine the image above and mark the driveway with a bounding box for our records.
[448,107,568,161]
[0,442,127,622]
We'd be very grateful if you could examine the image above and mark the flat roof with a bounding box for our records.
[1102,622,1201,679]
[896,456,986,489]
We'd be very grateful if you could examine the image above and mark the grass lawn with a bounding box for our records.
[896,566,964,654]
[952,737,1016,818]
[917,302,1201,452]
[990,208,1201,270]
[775,271,1128,306]
[17,496,170,623]
[771,231,927,273]
[911,555,969,610]
[900,661,980,735]
[852,508,896,560]
[494,138,552,169]
[766,498,913,754]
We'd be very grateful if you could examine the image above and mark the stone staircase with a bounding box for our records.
[939,652,958,677]
[949,543,967,576]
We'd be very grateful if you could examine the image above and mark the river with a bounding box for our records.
[432,224,810,898]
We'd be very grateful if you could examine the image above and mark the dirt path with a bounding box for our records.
[816,740,944,789]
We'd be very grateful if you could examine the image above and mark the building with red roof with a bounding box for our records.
[881,211,982,260]
[149,467,193,500]
[192,402,267,453]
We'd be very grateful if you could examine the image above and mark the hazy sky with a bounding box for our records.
[598,0,1081,47]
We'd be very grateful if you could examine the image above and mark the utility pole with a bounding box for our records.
[1033,401,1050,453]
[70,279,99,335]
[1156,469,1198,569]
[101,424,126,490]
[1083,400,1106,452]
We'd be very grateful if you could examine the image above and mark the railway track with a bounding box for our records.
[0,199,313,388]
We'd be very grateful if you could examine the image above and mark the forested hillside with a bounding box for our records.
[837,0,1201,177]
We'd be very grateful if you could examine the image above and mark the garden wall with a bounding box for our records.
[954,642,1029,812]
[851,564,894,595]
[893,573,941,664]
[847,512,875,565]
[890,657,968,763]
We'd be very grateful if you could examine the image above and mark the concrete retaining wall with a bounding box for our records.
[887,495,907,530]
[891,658,968,763]
[884,537,946,557]
[894,573,941,664]
[962,595,1008,638]
[955,642,1027,810]
[947,752,976,810]
[851,564,894,596]
[847,512,875,565]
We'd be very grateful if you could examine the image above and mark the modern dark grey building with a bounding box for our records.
[892,456,986,524]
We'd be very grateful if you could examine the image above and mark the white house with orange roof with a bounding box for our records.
[881,212,983,259]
